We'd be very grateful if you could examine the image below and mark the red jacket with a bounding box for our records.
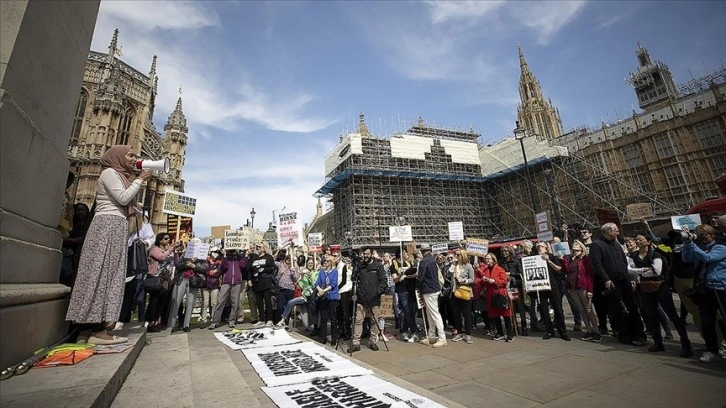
[563,255,594,293]
[481,264,512,318]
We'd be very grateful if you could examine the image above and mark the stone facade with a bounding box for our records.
[0,0,101,370]
[67,29,188,233]
[516,45,564,142]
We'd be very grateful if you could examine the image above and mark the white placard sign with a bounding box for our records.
[184,242,210,259]
[307,233,323,252]
[431,243,448,254]
[465,238,488,257]
[521,255,551,292]
[262,375,447,408]
[277,210,304,246]
[389,225,413,242]
[224,229,249,250]
[448,221,464,241]
[671,214,702,230]
[242,342,373,387]
[537,231,554,242]
[214,328,301,350]
[551,241,571,257]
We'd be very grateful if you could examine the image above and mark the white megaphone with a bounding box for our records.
[135,157,170,173]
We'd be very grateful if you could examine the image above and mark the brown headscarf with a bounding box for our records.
[100,145,135,216]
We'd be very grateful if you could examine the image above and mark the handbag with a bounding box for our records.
[189,272,205,288]
[492,293,510,310]
[270,274,280,296]
[454,285,472,301]
[127,216,149,278]
[639,279,662,294]
[144,275,161,293]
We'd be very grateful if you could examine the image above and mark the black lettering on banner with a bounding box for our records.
[260,350,328,377]
[319,377,392,408]
[287,387,339,407]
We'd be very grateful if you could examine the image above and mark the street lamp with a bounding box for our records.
[514,121,539,214]
[250,207,256,229]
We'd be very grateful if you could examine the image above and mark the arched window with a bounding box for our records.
[117,106,134,145]
[70,90,88,145]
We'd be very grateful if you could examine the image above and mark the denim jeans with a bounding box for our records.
[397,291,417,333]
[281,296,307,321]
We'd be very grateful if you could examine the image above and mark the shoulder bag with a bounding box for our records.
[127,216,149,278]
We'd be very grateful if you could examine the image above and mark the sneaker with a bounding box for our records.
[492,334,505,341]
[542,333,553,340]
[664,332,674,340]
[432,339,448,348]
[275,320,286,328]
[113,322,124,331]
[560,333,571,341]
[252,321,266,328]
[591,333,603,343]
[400,332,410,341]
[451,329,458,337]
[228,322,235,329]
[207,323,217,330]
[572,324,582,332]
[465,335,473,344]
[452,334,464,342]
[369,343,379,351]
[265,321,273,328]
[700,351,720,363]
[408,334,418,343]
[505,336,514,343]
[581,332,594,341]
[420,338,431,345]
[347,345,361,353]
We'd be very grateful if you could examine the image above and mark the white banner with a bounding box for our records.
[214,328,301,350]
[184,241,210,259]
[277,210,304,247]
[307,233,323,252]
[389,225,412,242]
[536,231,554,242]
[262,375,447,408]
[243,342,372,387]
[447,221,464,241]
[431,243,448,254]
[521,255,550,292]
[224,229,249,250]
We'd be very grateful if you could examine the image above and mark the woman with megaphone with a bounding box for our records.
[65,145,151,345]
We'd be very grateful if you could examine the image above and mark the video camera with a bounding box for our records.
[667,229,697,241]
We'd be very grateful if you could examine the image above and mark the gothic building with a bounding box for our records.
[66,29,188,232]
[516,45,564,142]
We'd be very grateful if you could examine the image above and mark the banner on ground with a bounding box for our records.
[671,214,702,230]
[307,233,323,252]
[448,221,464,241]
[626,203,653,222]
[262,375,447,408]
[243,342,373,387]
[389,225,412,242]
[214,328,301,350]
[224,229,250,250]
[521,255,550,292]
[184,241,210,259]
[162,190,197,217]
[465,238,488,257]
[277,210,304,247]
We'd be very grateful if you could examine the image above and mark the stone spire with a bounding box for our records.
[165,95,187,131]
[316,197,323,217]
[358,112,370,137]
[163,90,188,185]
[516,44,563,141]
[148,55,157,87]
[627,42,678,111]
[106,28,119,64]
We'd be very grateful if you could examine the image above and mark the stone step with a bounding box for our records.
[0,330,145,408]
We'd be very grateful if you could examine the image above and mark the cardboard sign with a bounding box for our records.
[224,229,249,250]
[162,190,197,217]
[307,233,323,252]
[184,241,210,259]
[626,203,654,222]
[210,225,231,240]
[379,294,394,318]
[521,255,551,292]
[448,221,464,241]
[167,214,192,241]
[277,210,304,247]
[389,225,413,242]
[595,208,621,227]
[431,243,449,254]
[465,238,489,257]
[671,214,702,230]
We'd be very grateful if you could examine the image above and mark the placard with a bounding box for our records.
[465,238,489,257]
[162,190,197,217]
[277,210,304,247]
[389,225,413,242]
[536,231,554,242]
[243,342,373,387]
[308,233,323,252]
[415,289,424,310]
[535,211,549,224]
[448,221,464,241]
[521,255,550,292]
[626,203,653,221]
[595,208,621,227]
[551,241,571,257]
[379,294,394,318]
[262,375,447,408]
[184,241,210,259]
[671,214,702,230]
[166,215,192,240]
[431,243,448,254]
[210,225,231,240]
[214,328,301,350]
[224,229,249,250]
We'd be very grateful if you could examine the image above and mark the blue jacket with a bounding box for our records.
[314,268,340,300]
[417,253,441,295]
[682,241,726,291]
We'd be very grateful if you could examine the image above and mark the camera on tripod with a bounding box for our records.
[667,229,697,241]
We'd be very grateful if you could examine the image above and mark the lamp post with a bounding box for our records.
[514,121,539,214]
[250,207,256,229]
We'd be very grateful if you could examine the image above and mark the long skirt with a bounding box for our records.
[65,214,128,324]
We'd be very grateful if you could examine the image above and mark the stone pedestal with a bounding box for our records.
[0,0,100,369]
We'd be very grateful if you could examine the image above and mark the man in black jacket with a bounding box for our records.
[348,248,388,353]
[590,223,646,346]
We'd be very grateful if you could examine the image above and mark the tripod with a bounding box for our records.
[336,259,390,355]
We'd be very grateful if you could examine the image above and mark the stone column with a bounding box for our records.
[0,0,100,369]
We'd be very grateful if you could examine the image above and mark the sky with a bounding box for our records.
[90,0,726,237]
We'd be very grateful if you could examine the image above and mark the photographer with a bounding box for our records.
[248,243,277,328]
[348,248,388,353]
[681,224,726,363]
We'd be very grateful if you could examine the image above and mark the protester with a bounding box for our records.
[276,255,300,326]
[479,253,514,342]
[348,248,389,353]
[65,145,150,345]
[208,248,246,330]
[315,257,340,345]
[117,211,155,331]
[277,258,318,330]
[416,245,448,348]
[200,248,223,327]
[249,243,277,328]
[336,253,354,341]
[500,245,525,335]
[170,248,208,332]
[450,250,475,344]
[565,240,601,342]
[535,242,571,341]
[392,252,417,342]
[146,233,176,332]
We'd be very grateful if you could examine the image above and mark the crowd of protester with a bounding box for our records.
[56,145,726,363]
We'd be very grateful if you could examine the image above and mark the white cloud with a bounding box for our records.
[99,1,220,31]
[517,1,588,45]
[426,1,507,24]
